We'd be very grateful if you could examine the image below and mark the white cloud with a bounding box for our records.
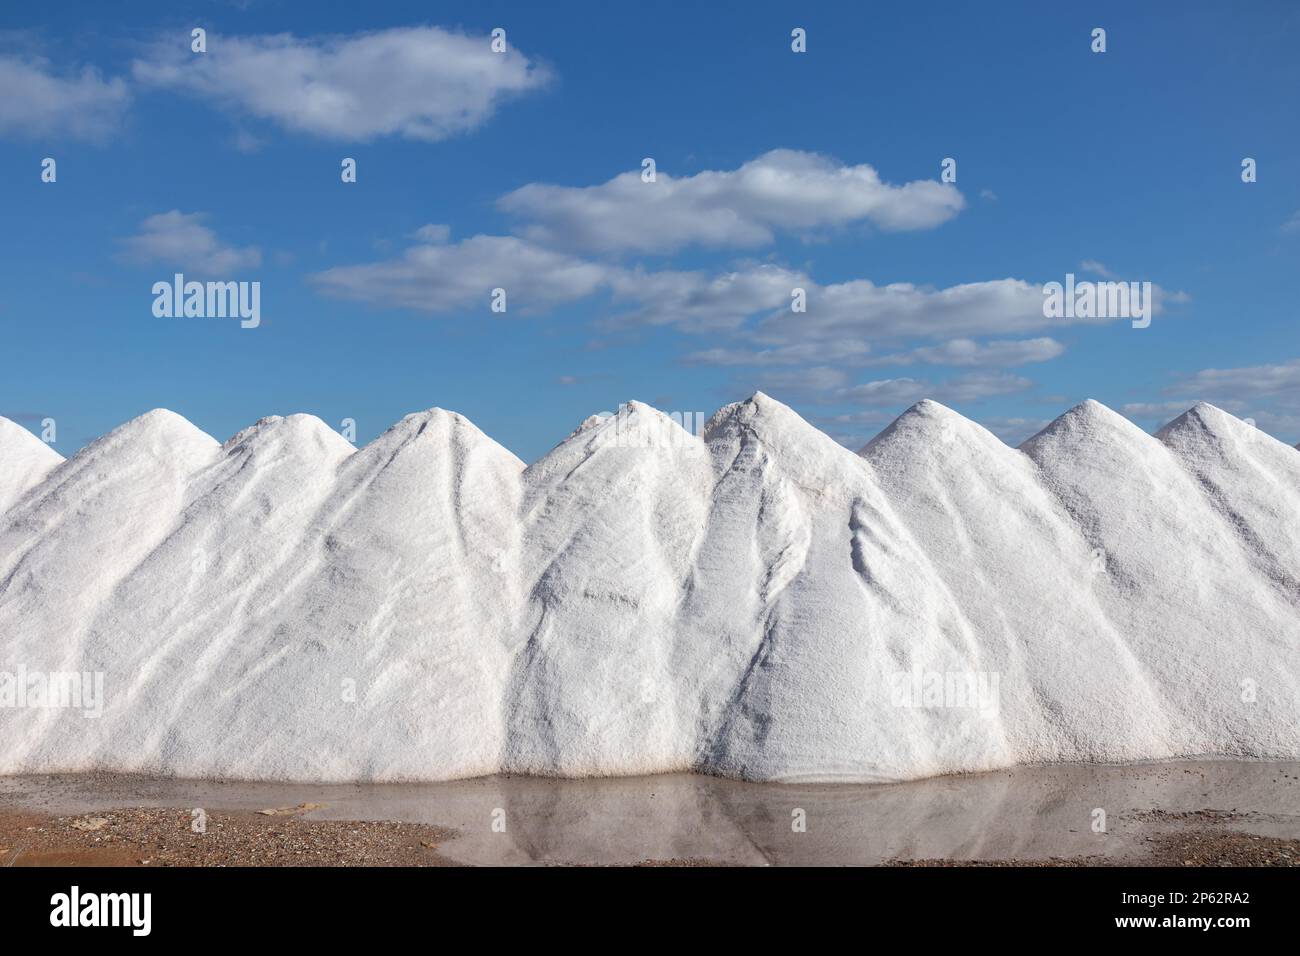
[927,371,1037,403]
[892,337,1065,367]
[742,275,1186,351]
[606,263,808,332]
[1079,259,1116,279]
[750,277,1052,345]
[132,26,550,142]
[739,366,854,399]
[682,340,874,367]
[117,211,261,274]
[499,149,965,254]
[411,224,452,244]
[1119,359,1300,443]
[1248,408,1300,442]
[1165,358,1300,401]
[1121,401,1213,419]
[682,336,1063,369]
[311,232,608,312]
[309,239,1070,349]
[603,270,1057,343]
[836,371,1033,406]
[979,416,1054,446]
[818,409,896,427]
[0,55,129,141]
[1280,210,1300,235]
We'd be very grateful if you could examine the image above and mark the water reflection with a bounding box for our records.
[2,760,1295,865]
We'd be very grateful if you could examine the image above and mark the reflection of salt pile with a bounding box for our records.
[0,393,1297,783]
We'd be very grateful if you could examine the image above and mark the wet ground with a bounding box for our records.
[1,760,1297,866]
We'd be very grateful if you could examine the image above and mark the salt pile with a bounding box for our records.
[0,394,1296,782]
[0,417,62,516]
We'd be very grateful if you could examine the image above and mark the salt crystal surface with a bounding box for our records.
[0,394,1296,782]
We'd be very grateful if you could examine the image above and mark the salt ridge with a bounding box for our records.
[0,394,1296,783]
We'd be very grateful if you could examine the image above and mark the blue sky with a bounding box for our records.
[3,0,1298,460]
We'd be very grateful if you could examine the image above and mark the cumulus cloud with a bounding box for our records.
[499,149,965,254]
[311,231,608,312]
[132,26,550,142]
[0,55,129,141]
[117,211,261,274]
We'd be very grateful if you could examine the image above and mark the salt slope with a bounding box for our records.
[0,417,63,516]
[1156,403,1300,591]
[1021,401,1300,758]
[860,402,1177,769]
[504,402,712,776]
[0,409,524,781]
[1,395,1297,783]
[682,394,1015,782]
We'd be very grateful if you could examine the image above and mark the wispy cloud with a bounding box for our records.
[117,211,261,275]
[682,337,1063,369]
[0,54,129,141]
[878,337,1065,368]
[979,415,1054,446]
[1163,358,1300,401]
[1120,358,1300,443]
[836,371,1034,406]
[1079,258,1116,279]
[729,369,1034,408]
[311,230,606,312]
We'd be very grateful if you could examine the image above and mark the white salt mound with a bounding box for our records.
[0,418,63,515]
[0,394,1296,783]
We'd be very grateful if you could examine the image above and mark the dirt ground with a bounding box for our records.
[0,806,460,867]
[889,829,1300,867]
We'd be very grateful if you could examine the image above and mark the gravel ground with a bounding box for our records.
[889,830,1300,867]
[0,806,459,867]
